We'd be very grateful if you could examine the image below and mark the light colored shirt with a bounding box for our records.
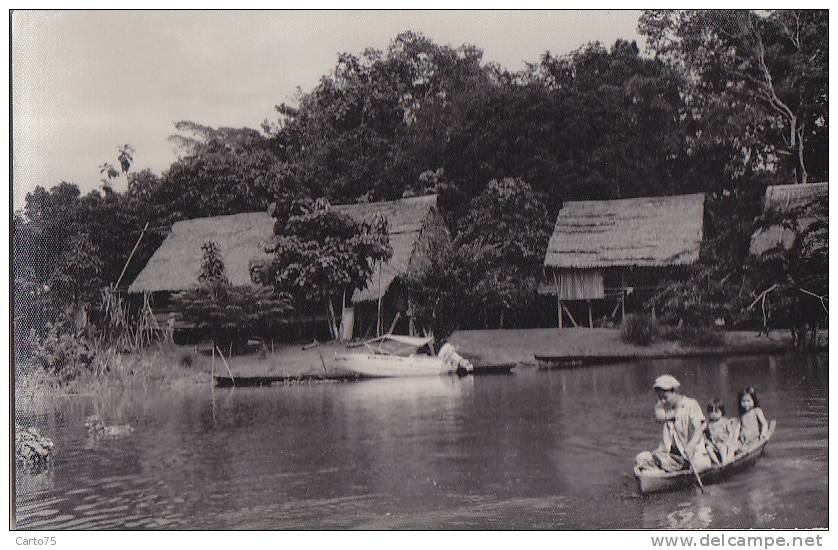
[656,396,709,460]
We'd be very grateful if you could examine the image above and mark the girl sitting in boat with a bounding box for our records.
[704,398,738,465]
[737,386,769,447]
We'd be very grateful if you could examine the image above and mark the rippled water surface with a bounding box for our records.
[15,353,827,529]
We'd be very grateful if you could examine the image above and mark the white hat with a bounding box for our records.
[653,374,681,391]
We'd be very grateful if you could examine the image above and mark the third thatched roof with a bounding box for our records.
[544,193,706,269]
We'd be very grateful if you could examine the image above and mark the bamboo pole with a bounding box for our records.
[115,222,149,288]
[215,345,236,386]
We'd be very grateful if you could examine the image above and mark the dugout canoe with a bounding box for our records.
[634,420,776,494]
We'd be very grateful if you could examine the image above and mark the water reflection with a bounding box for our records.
[15,353,828,529]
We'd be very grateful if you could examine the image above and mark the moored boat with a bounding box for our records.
[635,420,776,494]
[334,334,473,378]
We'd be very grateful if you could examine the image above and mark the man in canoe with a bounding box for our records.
[635,375,712,474]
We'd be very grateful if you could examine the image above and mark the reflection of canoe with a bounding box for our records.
[635,420,776,494]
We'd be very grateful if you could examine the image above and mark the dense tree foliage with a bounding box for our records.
[452,178,551,327]
[639,10,828,185]
[14,18,829,353]
[252,197,392,338]
[270,31,491,203]
[171,241,294,351]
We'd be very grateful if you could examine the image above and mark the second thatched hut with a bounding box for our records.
[542,193,706,328]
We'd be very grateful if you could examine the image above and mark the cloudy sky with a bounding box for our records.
[12,10,642,207]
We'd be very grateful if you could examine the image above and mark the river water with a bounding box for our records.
[15,353,828,529]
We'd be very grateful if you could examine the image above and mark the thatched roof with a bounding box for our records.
[128,195,440,303]
[750,182,828,255]
[544,193,705,269]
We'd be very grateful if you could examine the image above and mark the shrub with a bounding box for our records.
[30,323,97,382]
[178,352,194,368]
[622,314,657,346]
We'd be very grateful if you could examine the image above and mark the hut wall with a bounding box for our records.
[548,268,605,300]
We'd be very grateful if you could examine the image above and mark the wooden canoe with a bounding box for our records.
[634,420,776,494]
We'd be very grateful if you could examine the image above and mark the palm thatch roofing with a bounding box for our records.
[544,193,705,269]
[750,182,828,255]
[128,194,440,303]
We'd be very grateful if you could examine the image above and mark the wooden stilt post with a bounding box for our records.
[588,300,593,328]
[621,290,626,324]
[554,272,563,329]
[562,303,579,328]
[558,299,563,329]
[377,262,383,337]
[621,272,627,324]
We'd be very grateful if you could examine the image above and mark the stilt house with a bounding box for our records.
[128,195,449,341]
[541,193,706,327]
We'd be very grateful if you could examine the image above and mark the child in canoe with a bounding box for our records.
[704,398,739,465]
[737,386,770,447]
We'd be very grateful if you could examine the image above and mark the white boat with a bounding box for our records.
[334,334,473,378]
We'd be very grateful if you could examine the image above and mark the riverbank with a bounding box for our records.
[447,328,827,366]
[14,340,358,399]
[15,328,825,398]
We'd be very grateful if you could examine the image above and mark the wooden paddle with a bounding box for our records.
[672,423,706,494]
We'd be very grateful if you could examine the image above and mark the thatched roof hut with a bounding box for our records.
[129,194,444,304]
[750,182,828,255]
[542,193,705,303]
[545,193,705,270]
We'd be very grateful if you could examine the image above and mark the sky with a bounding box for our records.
[11,10,642,208]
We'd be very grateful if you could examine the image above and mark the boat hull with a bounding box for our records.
[334,352,457,378]
[635,421,776,494]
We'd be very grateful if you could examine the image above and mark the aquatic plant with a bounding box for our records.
[84,414,134,438]
[15,425,54,472]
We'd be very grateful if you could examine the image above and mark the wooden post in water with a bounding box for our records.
[588,300,593,328]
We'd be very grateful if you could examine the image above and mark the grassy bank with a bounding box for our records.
[14,339,358,398]
[447,328,827,366]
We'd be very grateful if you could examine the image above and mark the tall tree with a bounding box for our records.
[639,10,828,184]
[271,31,493,204]
[252,197,392,339]
[152,121,283,221]
[454,178,552,327]
[446,40,690,214]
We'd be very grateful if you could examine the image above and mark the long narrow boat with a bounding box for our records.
[334,334,473,378]
[635,420,776,494]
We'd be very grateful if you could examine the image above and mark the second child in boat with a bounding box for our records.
[704,398,739,465]
[737,386,769,446]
